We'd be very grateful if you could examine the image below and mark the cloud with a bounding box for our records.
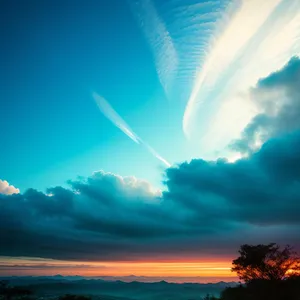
[155,0,227,101]
[0,180,19,195]
[93,92,171,167]
[128,0,178,98]
[232,56,300,154]
[165,131,300,227]
[0,263,98,270]
[183,0,300,154]
[1,130,300,261]
[0,171,181,261]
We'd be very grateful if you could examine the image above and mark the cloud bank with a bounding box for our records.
[1,59,300,262]
[1,129,299,261]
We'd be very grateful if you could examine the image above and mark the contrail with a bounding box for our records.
[142,142,171,169]
[182,0,300,153]
[93,92,139,144]
[93,92,171,167]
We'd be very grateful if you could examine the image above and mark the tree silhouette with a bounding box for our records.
[232,243,300,282]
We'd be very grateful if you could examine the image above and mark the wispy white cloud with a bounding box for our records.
[152,0,229,106]
[128,0,178,98]
[182,0,300,157]
[93,92,171,167]
[0,179,19,195]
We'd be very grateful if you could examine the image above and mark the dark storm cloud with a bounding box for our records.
[1,58,300,261]
[0,172,195,260]
[165,131,300,226]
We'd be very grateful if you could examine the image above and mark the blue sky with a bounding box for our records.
[1,0,300,193]
[0,0,192,192]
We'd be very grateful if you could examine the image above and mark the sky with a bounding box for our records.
[1,0,300,281]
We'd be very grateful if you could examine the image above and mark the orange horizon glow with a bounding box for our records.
[0,256,238,282]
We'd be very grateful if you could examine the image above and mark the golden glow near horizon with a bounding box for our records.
[0,256,236,281]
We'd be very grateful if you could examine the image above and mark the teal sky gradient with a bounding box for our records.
[1,0,201,192]
[2,0,299,192]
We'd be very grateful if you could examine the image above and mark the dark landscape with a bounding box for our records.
[0,276,237,300]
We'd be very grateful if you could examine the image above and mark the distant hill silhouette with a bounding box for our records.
[0,276,237,300]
